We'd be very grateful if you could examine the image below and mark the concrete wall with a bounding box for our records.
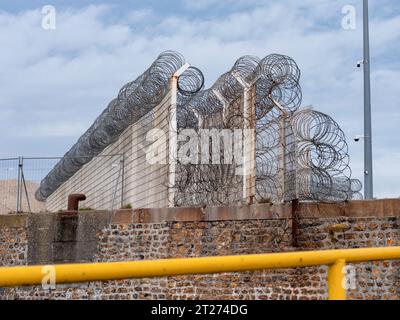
[46,89,173,212]
[1,199,399,300]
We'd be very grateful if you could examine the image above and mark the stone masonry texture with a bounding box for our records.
[0,201,399,300]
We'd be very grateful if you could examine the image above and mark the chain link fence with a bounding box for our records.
[0,155,123,214]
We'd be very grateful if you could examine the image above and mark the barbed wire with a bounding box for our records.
[36,51,203,201]
[36,51,362,206]
[174,54,362,206]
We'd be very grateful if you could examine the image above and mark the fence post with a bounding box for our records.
[230,73,256,205]
[242,86,256,205]
[168,77,178,207]
[20,156,32,213]
[328,259,346,300]
[110,156,123,213]
[120,154,125,208]
[279,115,287,202]
[16,156,23,213]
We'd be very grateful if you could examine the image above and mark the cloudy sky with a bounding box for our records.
[0,0,399,198]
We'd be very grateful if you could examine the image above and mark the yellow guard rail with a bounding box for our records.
[1,246,399,300]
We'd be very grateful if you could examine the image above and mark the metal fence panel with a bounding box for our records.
[0,156,124,214]
[0,158,19,214]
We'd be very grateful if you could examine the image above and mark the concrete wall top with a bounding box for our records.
[2,199,400,228]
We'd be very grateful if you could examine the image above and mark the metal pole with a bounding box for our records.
[363,0,373,199]
[327,259,346,300]
[0,246,399,288]
[16,156,22,213]
[19,157,24,211]
[21,163,32,214]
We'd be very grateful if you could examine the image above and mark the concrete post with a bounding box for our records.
[168,77,178,207]
[242,86,257,204]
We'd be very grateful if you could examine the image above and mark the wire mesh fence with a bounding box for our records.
[1,52,363,214]
[0,158,19,214]
[44,154,124,213]
[0,155,123,214]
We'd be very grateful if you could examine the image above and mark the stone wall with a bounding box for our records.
[0,199,399,300]
[0,215,27,267]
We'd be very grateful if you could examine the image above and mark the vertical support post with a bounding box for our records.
[19,157,24,211]
[120,154,125,208]
[269,95,288,203]
[168,77,178,207]
[16,156,22,213]
[242,86,256,205]
[294,130,299,200]
[328,259,346,300]
[20,157,32,214]
[279,116,286,203]
[363,0,373,199]
[110,158,122,213]
[110,158,124,213]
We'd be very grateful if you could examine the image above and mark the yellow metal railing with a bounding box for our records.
[1,246,399,300]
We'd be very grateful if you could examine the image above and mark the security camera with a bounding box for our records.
[357,60,364,68]
[354,135,364,142]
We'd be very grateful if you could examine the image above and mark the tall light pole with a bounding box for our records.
[363,0,373,199]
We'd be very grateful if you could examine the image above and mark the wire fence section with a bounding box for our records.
[0,158,19,214]
[0,155,123,214]
[44,154,124,213]
[43,88,174,213]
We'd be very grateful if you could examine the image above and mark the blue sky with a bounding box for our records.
[0,0,399,198]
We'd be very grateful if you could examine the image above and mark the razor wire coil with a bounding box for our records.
[36,51,362,207]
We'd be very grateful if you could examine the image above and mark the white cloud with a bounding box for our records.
[14,122,87,138]
[126,8,154,23]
